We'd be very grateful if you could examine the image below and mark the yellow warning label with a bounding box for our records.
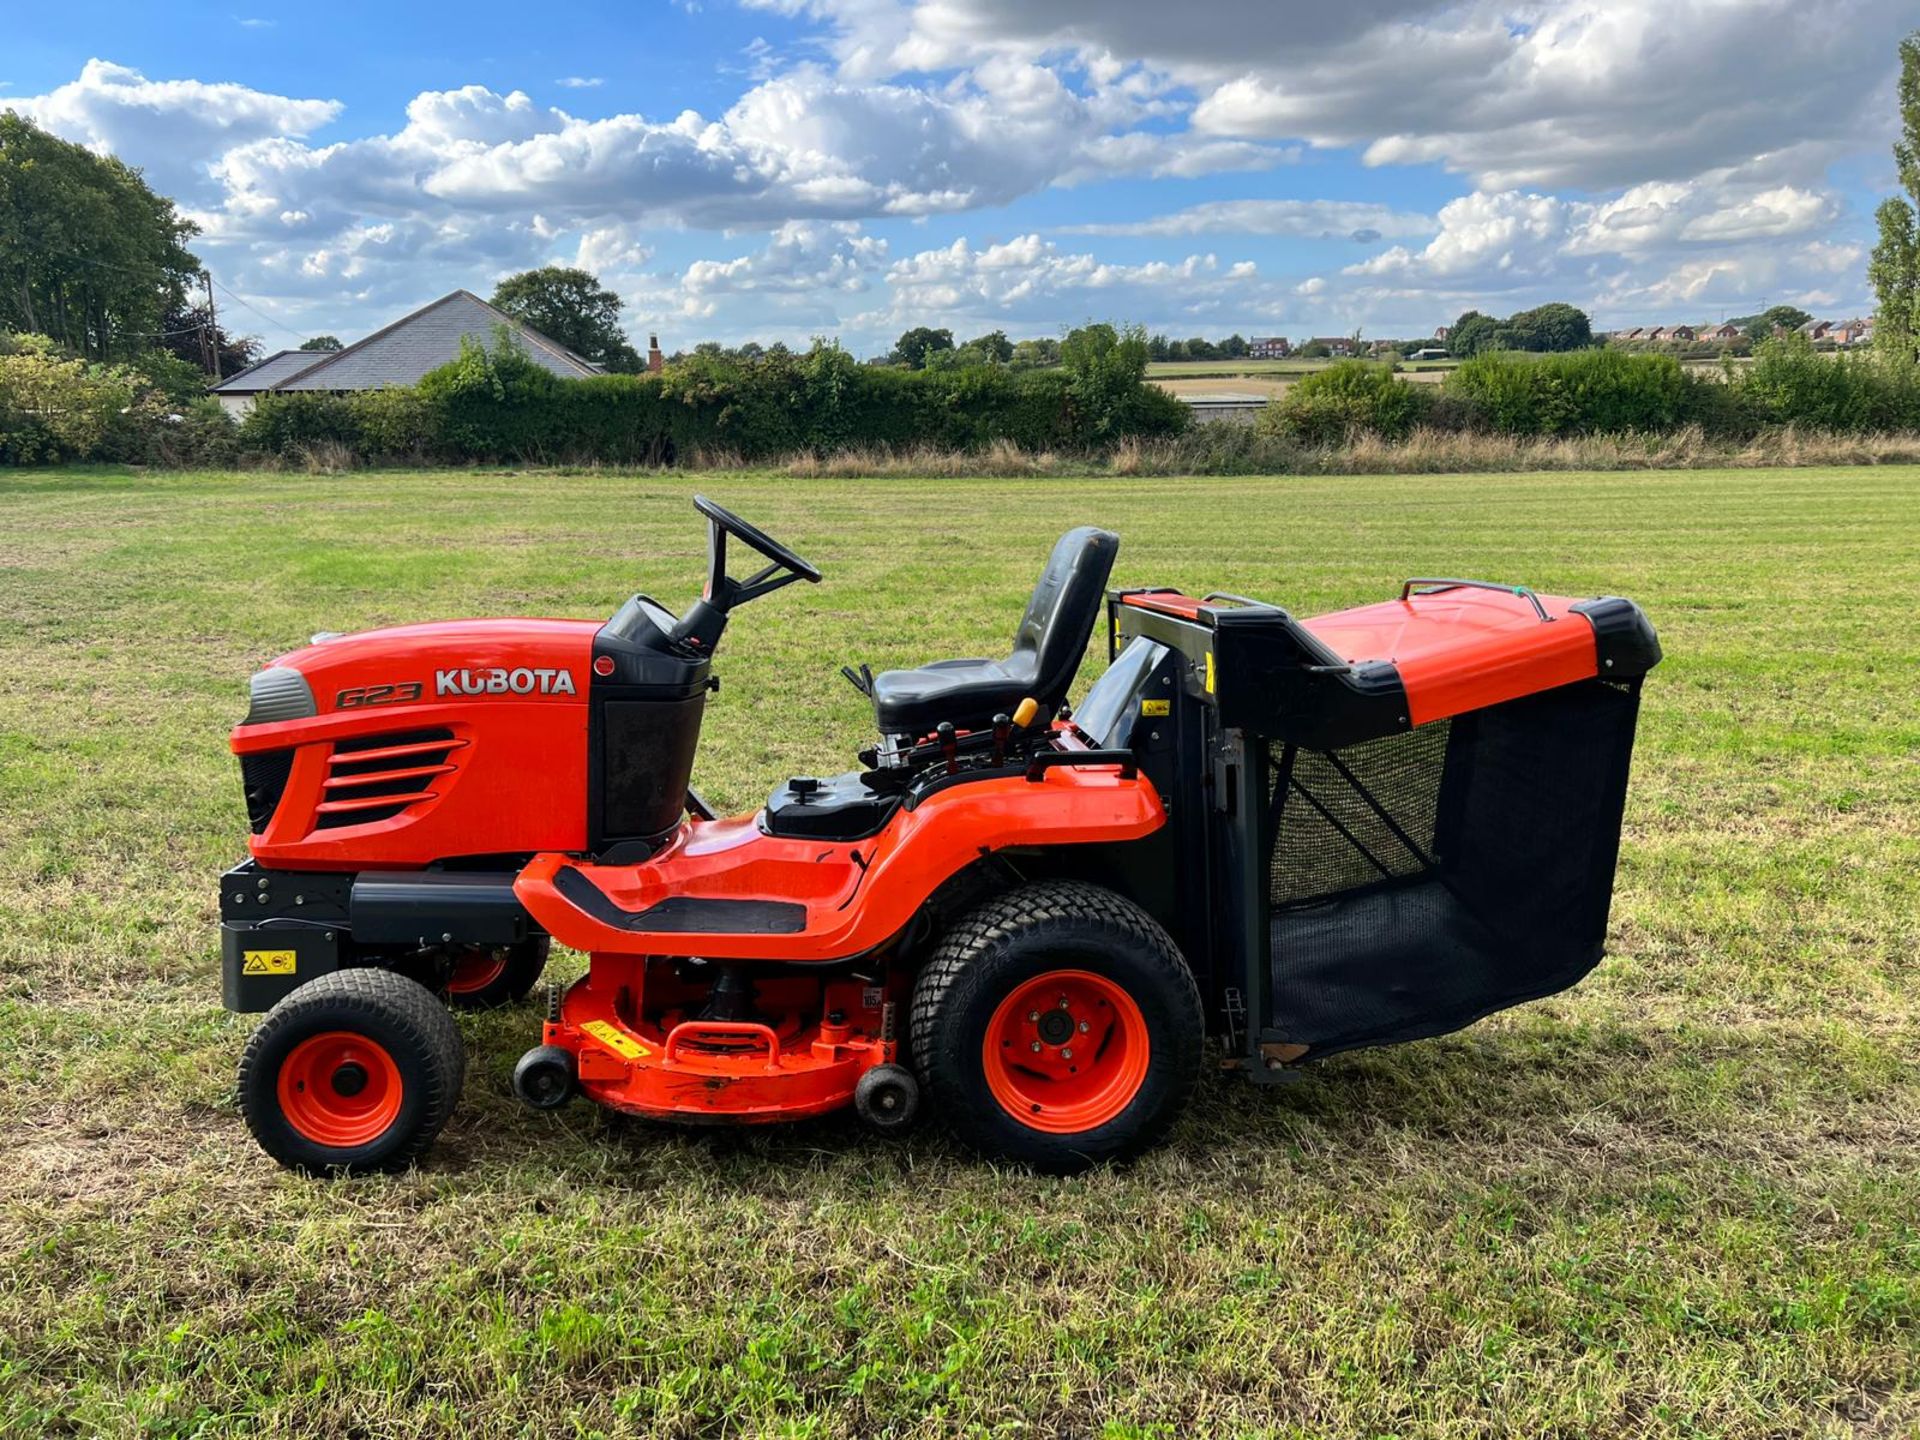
[241,949,296,976]
[582,1019,649,1061]
[1204,652,1216,694]
[1140,698,1170,717]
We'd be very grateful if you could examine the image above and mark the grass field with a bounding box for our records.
[3,465,1918,1438]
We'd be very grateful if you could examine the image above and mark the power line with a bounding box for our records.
[28,244,303,342]
[207,275,301,342]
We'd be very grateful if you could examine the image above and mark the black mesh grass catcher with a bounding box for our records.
[1261,677,1644,1055]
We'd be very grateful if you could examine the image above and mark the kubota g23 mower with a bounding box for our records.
[219,496,1661,1174]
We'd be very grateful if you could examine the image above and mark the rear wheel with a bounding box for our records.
[240,969,464,1175]
[910,881,1202,1173]
[442,937,549,1010]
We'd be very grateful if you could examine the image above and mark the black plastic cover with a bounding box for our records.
[220,923,340,1011]
[763,772,900,840]
[349,870,533,946]
[1571,597,1664,678]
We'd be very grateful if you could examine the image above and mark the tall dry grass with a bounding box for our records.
[771,426,1920,479]
[226,426,1920,478]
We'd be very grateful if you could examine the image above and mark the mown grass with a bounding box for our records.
[1,465,1917,1439]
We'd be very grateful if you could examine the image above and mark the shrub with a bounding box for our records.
[1740,334,1920,431]
[352,386,438,460]
[0,345,126,464]
[416,330,566,459]
[1262,361,1435,444]
[1443,349,1693,435]
[238,391,366,457]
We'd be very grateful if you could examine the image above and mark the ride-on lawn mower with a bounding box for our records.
[219,496,1661,1174]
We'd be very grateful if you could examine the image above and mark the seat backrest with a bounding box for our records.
[1009,526,1120,708]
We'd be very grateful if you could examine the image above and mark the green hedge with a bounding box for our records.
[1253,339,1920,444]
[236,333,1189,464]
[9,327,1920,468]
[1442,349,1697,436]
[1262,361,1436,444]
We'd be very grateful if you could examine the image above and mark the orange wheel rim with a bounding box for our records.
[983,969,1149,1134]
[278,1031,403,1147]
[446,950,507,996]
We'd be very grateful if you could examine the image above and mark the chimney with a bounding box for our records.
[647,334,664,373]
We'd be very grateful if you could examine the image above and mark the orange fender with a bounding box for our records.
[515,762,1165,961]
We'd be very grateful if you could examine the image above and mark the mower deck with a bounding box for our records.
[547,969,895,1123]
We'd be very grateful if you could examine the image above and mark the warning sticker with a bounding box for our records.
[1204,652,1216,694]
[581,1019,649,1061]
[242,950,296,976]
[1140,698,1170,717]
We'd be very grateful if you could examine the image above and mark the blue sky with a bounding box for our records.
[6,0,1912,354]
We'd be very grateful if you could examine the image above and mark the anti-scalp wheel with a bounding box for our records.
[853,1062,920,1133]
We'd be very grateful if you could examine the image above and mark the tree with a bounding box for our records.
[156,295,259,378]
[1731,305,1815,344]
[1010,337,1060,369]
[0,114,202,360]
[1060,323,1150,439]
[1499,303,1592,352]
[300,335,344,352]
[962,330,1014,364]
[489,266,640,371]
[1447,312,1499,358]
[890,327,954,368]
[1869,31,1920,363]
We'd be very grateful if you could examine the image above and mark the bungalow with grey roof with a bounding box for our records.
[210,290,604,415]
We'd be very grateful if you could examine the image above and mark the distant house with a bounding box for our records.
[1696,323,1740,343]
[1434,325,1451,342]
[1308,337,1359,357]
[1614,327,1647,342]
[211,290,604,415]
[1247,336,1291,359]
[1833,318,1872,345]
[1798,320,1834,342]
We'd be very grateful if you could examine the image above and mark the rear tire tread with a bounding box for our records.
[909,880,1202,1172]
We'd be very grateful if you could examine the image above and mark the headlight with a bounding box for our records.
[244,666,316,725]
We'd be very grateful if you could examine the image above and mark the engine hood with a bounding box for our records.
[246,618,600,724]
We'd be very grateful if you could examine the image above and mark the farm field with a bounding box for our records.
[2,465,1918,1438]
[1146,358,1460,378]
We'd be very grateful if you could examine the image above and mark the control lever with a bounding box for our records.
[1010,697,1040,730]
[840,663,875,698]
[936,721,958,775]
[990,712,1012,765]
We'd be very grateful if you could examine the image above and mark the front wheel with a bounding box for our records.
[442,937,549,1011]
[239,969,465,1175]
[910,881,1202,1173]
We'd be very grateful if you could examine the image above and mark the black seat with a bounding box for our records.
[870,526,1119,736]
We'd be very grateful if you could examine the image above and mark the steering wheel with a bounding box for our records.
[694,495,822,584]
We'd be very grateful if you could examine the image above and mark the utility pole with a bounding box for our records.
[200,270,219,377]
